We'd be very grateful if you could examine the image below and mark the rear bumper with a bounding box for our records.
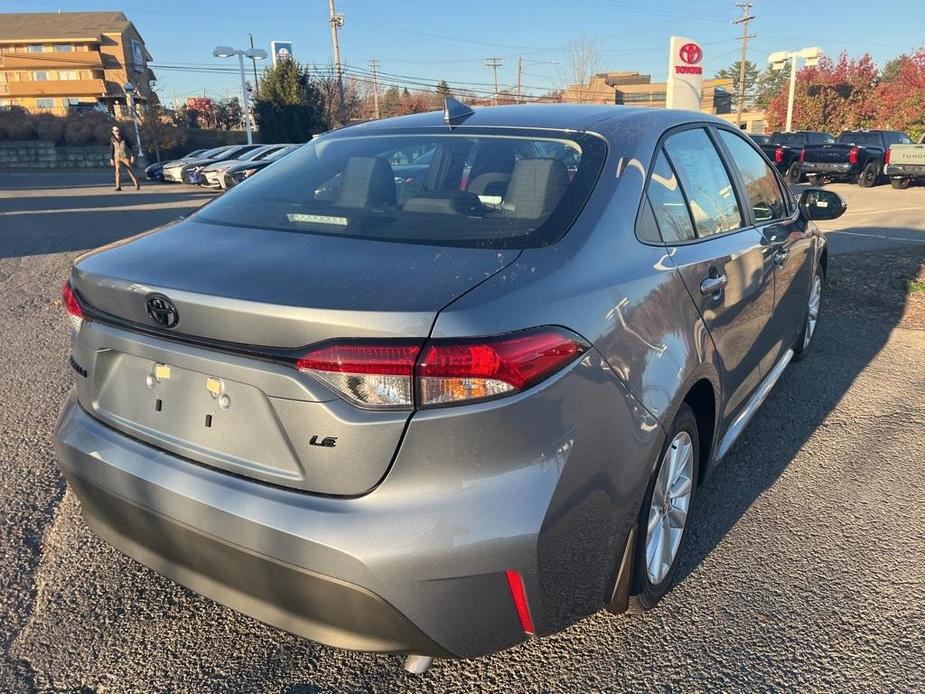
[801,162,854,176]
[885,163,925,178]
[56,358,658,657]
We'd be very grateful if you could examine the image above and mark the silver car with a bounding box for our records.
[55,104,845,672]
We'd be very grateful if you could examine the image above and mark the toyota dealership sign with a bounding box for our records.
[666,36,703,110]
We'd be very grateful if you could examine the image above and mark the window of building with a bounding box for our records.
[64,97,81,107]
[663,128,743,237]
[59,70,80,80]
[36,98,55,110]
[28,45,45,53]
[32,71,50,81]
[717,130,787,222]
[53,44,74,53]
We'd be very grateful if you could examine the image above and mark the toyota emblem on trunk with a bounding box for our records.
[146,294,179,328]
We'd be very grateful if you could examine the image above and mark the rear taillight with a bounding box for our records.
[417,328,587,406]
[774,146,784,163]
[885,147,891,165]
[62,281,83,332]
[296,327,588,409]
[296,342,420,408]
[849,146,859,165]
[799,148,806,163]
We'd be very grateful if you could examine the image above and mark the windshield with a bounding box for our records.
[196,129,606,248]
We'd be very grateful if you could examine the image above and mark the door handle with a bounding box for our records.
[773,249,789,266]
[700,273,728,297]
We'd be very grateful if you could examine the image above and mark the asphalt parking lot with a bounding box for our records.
[1,171,923,692]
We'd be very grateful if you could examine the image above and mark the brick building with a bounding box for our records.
[0,11,156,116]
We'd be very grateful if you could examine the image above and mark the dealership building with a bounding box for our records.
[0,11,155,116]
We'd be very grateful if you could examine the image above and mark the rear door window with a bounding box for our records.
[663,128,743,237]
[718,129,787,222]
[647,151,696,243]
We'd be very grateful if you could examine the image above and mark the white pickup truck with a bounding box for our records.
[884,134,925,189]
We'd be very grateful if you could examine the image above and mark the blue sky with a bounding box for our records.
[7,0,925,103]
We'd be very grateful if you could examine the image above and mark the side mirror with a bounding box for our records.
[800,188,846,221]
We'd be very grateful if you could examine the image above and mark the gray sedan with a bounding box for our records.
[55,103,844,673]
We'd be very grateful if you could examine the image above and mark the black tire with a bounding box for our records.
[806,173,822,186]
[630,403,700,611]
[793,269,823,361]
[858,161,880,187]
[784,161,803,185]
[891,178,912,190]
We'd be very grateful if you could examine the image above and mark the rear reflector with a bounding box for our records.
[885,147,891,165]
[417,328,588,407]
[799,148,806,163]
[296,342,420,408]
[505,569,535,635]
[849,146,860,165]
[62,281,83,332]
[774,146,784,163]
[296,327,588,410]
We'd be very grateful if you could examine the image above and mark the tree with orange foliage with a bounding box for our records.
[876,49,925,141]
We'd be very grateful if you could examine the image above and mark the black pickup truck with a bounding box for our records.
[801,130,912,187]
[759,131,833,184]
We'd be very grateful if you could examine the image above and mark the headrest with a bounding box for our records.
[501,158,569,220]
[335,157,396,209]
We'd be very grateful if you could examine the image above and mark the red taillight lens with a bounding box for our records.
[417,328,588,407]
[885,147,891,165]
[849,146,859,165]
[296,328,588,409]
[774,146,784,163]
[296,342,421,408]
[799,148,806,163]
[505,569,535,635]
[62,281,83,332]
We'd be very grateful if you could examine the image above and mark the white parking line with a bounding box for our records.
[827,229,925,244]
[838,206,925,218]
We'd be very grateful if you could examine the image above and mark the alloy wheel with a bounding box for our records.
[804,275,822,349]
[645,431,694,585]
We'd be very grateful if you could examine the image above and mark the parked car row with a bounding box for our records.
[145,143,302,191]
[750,129,922,189]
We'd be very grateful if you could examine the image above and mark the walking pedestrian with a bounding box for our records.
[110,125,140,191]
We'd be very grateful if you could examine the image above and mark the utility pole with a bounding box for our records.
[248,33,259,97]
[328,0,345,121]
[368,59,381,119]
[732,2,756,130]
[516,56,523,103]
[485,57,503,105]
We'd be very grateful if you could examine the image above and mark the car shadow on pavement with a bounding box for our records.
[674,242,925,585]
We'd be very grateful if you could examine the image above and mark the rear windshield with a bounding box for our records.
[196,129,606,248]
[770,133,806,146]
[838,132,881,146]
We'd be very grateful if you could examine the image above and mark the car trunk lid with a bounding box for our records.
[70,219,520,495]
[802,143,854,164]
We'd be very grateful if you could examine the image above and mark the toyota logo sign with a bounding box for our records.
[679,42,703,65]
[146,294,179,328]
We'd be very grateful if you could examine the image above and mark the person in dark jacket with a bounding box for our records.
[110,125,140,191]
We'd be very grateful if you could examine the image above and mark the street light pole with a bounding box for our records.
[213,45,267,144]
[769,47,823,132]
[122,82,146,167]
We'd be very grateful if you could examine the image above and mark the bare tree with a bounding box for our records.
[558,35,603,104]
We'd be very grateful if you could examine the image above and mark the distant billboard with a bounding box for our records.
[666,36,703,111]
[271,41,294,66]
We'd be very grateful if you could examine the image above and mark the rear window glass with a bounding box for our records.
[770,132,807,146]
[838,132,882,146]
[196,129,606,248]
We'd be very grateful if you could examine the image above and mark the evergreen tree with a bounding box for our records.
[253,60,329,143]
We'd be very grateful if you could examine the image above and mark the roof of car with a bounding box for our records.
[333,104,726,138]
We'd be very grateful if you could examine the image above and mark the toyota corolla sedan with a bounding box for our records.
[55,103,844,673]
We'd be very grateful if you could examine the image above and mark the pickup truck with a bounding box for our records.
[800,130,912,187]
[884,134,925,189]
[760,131,833,184]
